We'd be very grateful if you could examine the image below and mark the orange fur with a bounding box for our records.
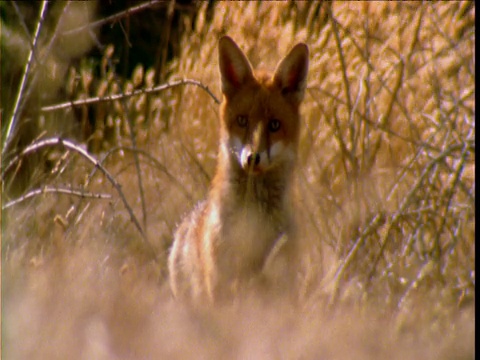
[168,36,309,302]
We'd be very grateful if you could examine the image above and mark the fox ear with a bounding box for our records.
[218,36,254,98]
[273,43,309,105]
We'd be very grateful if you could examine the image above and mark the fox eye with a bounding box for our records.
[237,115,248,127]
[268,119,281,132]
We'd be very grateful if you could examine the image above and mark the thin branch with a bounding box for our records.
[61,0,195,36]
[433,143,470,260]
[308,86,461,153]
[331,107,353,175]
[367,142,472,281]
[179,141,212,184]
[88,35,134,232]
[329,10,352,115]
[86,29,149,232]
[155,0,176,83]
[11,2,40,58]
[89,146,194,202]
[13,2,73,146]
[329,8,355,174]
[361,3,372,171]
[332,13,418,130]
[40,78,221,112]
[328,212,386,306]
[2,137,155,257]
[2,186,112,210]
[396,259,436,311]
[381,58,405,138]
[40,69,218,231]
[67,1,162,36]
[3,1,48,156]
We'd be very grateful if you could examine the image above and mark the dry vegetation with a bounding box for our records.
[2,1,475,359]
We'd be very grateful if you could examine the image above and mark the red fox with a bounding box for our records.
[168,36,309,302]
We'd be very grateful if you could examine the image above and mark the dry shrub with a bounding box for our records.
[2,1,474,359]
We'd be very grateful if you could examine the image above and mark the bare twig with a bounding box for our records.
[381,58,405,138]
[88,146,194,202]
[433,143,470,261]
[331,107,354,175]
[329,8,359,176]
[308,86,466,154]
[359,3,372,171]
[65,1,162,36]
[329,10,352,116]
[40,78,221,112]
[10,2,73,150]
[41,76,218,227]
[329,212,386,306]
[2,137,155,257]
[2,186,111,210]
[155,0,176,83]
[367,142,472,281]
[61,0,195,36]
[11,2,40,58]
[396,259,436,311]
[332,13,418,130]
[87,30,145,232]
[179,142,212,184]
[3,1,48,157]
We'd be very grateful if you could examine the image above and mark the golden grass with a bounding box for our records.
[2,1,475,359]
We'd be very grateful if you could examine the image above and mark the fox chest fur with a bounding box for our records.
[168,36,308,302]
[207,164,292,278]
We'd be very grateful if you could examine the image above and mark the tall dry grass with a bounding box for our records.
[2,1,475,359]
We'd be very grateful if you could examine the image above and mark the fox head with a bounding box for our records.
[218,36,309,176]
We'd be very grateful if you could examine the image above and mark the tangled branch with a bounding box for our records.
[2,137,156,258]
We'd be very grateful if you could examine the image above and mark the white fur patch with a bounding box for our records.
[227,136,244,165]
[269,141,286,160]
[264,141,293,167]
[229,136,294,171]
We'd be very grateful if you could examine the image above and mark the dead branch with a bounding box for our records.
[40,78,220,113]
[367,142,473,281]
[329,212,386,306]
[3,1,48,157]
[2,186,112,210]
[91,146,194,202]
[2,137,155,258]
[61,0,196,37]
[329,9,354,159]
[86,29,149,234]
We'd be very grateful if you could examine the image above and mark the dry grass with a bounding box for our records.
[2,1,475,359]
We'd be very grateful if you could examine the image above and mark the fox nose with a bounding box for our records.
[247,153,261,167]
